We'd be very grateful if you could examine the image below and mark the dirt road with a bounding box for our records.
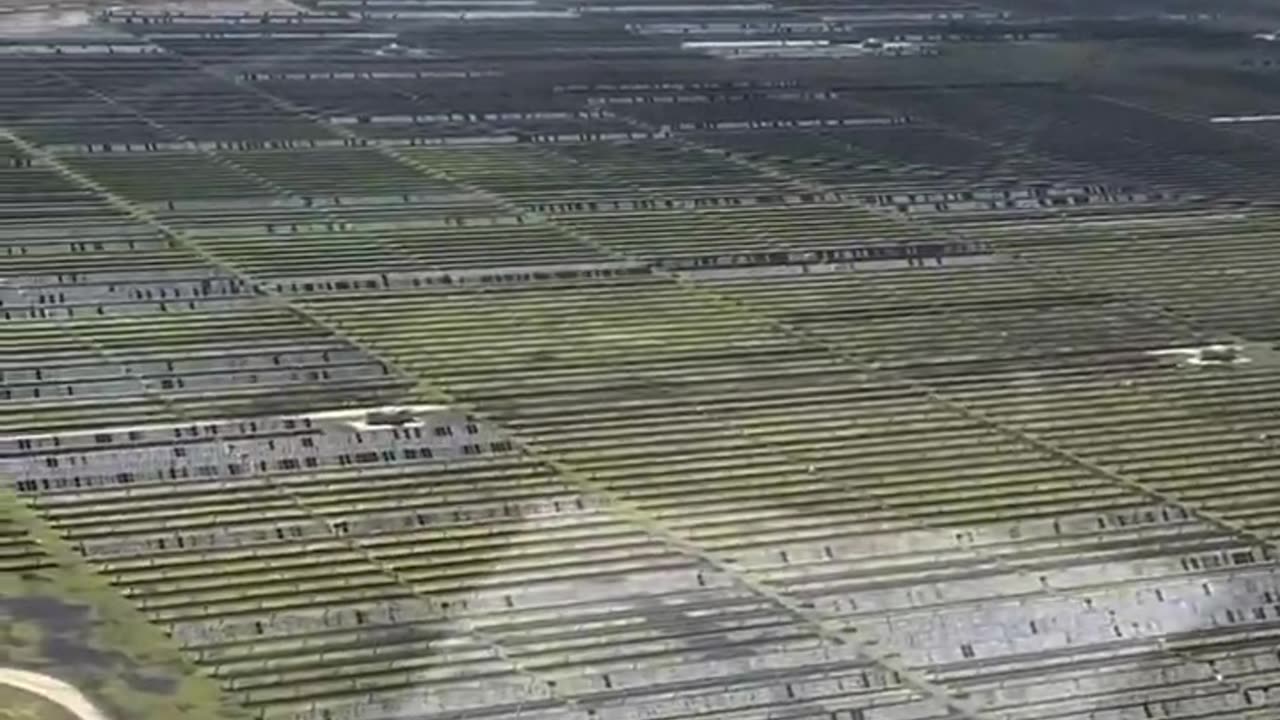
[0,669,109,720]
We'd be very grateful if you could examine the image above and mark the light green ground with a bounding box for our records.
[0,489,248,720]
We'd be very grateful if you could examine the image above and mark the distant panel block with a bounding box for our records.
[61,152,275,204]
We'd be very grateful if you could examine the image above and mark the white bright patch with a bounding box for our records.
[108,0,302,13]
[1210,114,1280,124]
[0,405,449,443]
[1146,344,1247,366]
[0,9,98,37]
[307,404,451,431]
[682,40,829,49]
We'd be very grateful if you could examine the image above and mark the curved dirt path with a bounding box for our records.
[0,669,109,720]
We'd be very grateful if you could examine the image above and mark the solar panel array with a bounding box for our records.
[5,2,1280,720]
